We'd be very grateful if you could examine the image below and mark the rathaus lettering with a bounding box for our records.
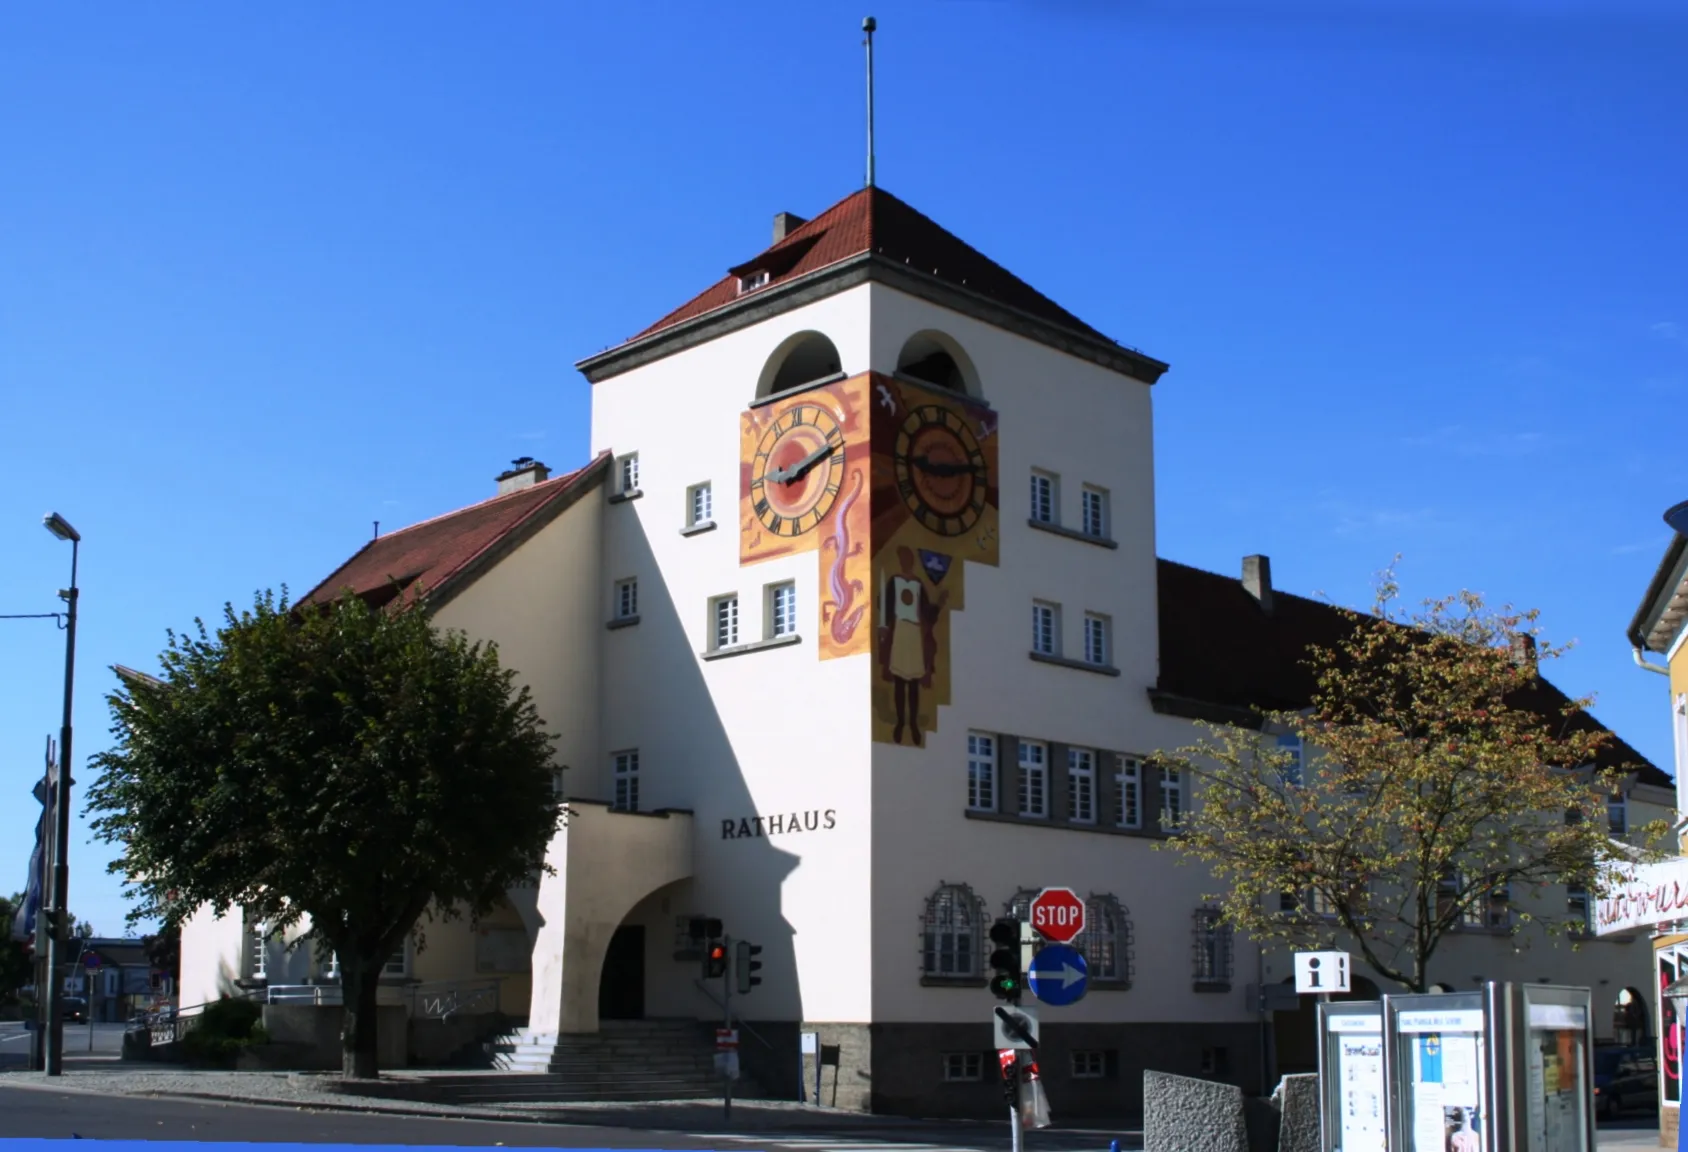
[722,810,837,840]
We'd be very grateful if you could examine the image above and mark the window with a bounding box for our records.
[1030,471,1056,524]
[1192,906,1233,986]
[712,595,740,649]
[612,749,640,813]
[1609,792,1628,835]
[921,883,984,978]
[1276,732,1303,788]
[383,946,408,977]
[1072,1050,1108,1079]
[1080,486,1108,538]
[551,768,567,797]
[688,482,713,526]
[1018,741,1048,818]
[1079,893,1133,984]
[1201,1047,1230,1076]
[614,578,638,620]
[1005,888,1037,922]
[1032,602,1059,656]
[618,453,640,495]
[943,1052,984,1081]
[1567,883,1591,934]
[738,269,770,294]
[1067,748,1096,823]
[967,732,996,812]
[1160,767,1185,831]
[1083,613,1110,666]
[1114,756,1142,829]
[249,921,268,981]
[769,582,798,638]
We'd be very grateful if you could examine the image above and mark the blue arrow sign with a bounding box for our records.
[1027,943,1088,1006]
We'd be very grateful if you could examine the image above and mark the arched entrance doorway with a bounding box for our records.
[1272,974,1383,1076]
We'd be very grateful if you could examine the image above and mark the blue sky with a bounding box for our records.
[2,1,1684,937]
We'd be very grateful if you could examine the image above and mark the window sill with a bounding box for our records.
[1192,981,1233,994]
[964,808,1167,840]
[1088,980,1133,991]
[920,975,987,989]
[609,489,644,505]
[1030,651,1121,677]
[681,519,718,537]
[607,615,640,631]
[1029,519,1119,550]
[701,633,803,661]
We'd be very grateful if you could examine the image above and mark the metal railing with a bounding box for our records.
[406,977,503,1020]
[262,984,343,1006]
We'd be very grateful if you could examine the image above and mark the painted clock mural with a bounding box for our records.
[737,370,999,746]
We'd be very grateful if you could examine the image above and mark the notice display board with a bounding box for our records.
[1390,998,1489,1152]
[1518,987,1593,1152]
[1319,1003,1385,1152]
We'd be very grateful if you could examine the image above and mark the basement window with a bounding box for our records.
[738,270,771,294]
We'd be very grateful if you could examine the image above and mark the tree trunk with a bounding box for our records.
[340,958,382,1080]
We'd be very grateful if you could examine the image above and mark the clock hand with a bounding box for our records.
[780,440,839,484]
[910,455,973,478]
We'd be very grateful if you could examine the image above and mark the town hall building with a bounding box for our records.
[173,184,1673,1116]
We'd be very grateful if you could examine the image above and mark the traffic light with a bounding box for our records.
[988,918,1022,1001]
[39,909,62,941]
[735,940,763,994]
[703,919,728,980]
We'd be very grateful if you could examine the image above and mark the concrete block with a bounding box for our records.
[1143,1071,1249,1152]
[1274,1074,1320,1152]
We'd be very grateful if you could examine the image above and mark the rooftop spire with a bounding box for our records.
[863,16,877,187]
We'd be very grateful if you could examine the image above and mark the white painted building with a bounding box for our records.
[172,186,1671,1116]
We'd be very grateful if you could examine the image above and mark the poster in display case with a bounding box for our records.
[1513,985,1593,1152]
[1318,1001,1386,1152]
[1384,991,1492,1152]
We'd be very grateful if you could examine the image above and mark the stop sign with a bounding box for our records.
[1029,887,1086,944]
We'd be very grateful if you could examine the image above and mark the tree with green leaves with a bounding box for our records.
[87,588,562,1078]
[1152,567,1664,994]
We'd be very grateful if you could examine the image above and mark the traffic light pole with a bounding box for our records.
[722,934,733,1124]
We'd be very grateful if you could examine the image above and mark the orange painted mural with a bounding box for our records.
[867,374,1000,745]
[738,375,873,660]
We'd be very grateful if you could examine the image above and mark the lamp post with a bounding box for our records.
[41,511,79,1077]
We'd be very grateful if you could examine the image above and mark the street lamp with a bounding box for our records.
[41,512,79,1077]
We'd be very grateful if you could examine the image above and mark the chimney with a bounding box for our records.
[773,212,806,243]
[1510,632,1537,670]
[1242,555,1273,613]
[496,456,550,495]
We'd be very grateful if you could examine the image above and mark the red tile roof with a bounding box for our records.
[1155,558,1668,786]
[627,186,1113,346]
[300,453,609,610]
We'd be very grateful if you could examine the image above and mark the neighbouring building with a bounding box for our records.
[168,185,1669,1116]
[61,937,172,1022]
[1618,507,1688,1144]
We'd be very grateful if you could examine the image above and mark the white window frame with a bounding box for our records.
[1609,791,1629,836]
[922,884,983,978]
[1675,694,1688,813]
[1192,906,1233,984]
[1115,755,1142,829]
[617,453,640,496]
[943,1052,984,1081]
[738,269,770,294]
[1080,485,1109,538]
[1566,882,1591,934]
[1071,1050,1107,1079]
[614,577,638,621]
[687,481,713,527]
[1032,601,1059,657]
[250,921,268,981]
[1160,766,1186,831]
[711,594,740,650]
[383,942,409,978]
[1018,740,1049,818]
[967,732,996,813]
[1079,893,1131,983]
[768,582,798,639]
[1083,613,1110,666]
[612,749,640,813]
[1067,747,1096,824]
[1030,470,1057,524]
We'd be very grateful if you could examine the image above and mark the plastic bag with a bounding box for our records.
[1019,1069,1053,1129]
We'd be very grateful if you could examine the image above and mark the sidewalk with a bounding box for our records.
[0,1066,1142,1141]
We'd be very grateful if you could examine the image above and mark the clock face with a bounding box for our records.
[893,404,989,537]
[749,403,847,538]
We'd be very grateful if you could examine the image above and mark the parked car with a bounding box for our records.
[59,997,87,1023]
[1593,1045,1659,1119]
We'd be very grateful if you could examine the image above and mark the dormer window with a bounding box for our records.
[738,270,771,295]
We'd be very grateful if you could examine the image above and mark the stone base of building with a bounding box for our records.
[737,1019,1266,1119]
[1661,1103,1678,1148]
